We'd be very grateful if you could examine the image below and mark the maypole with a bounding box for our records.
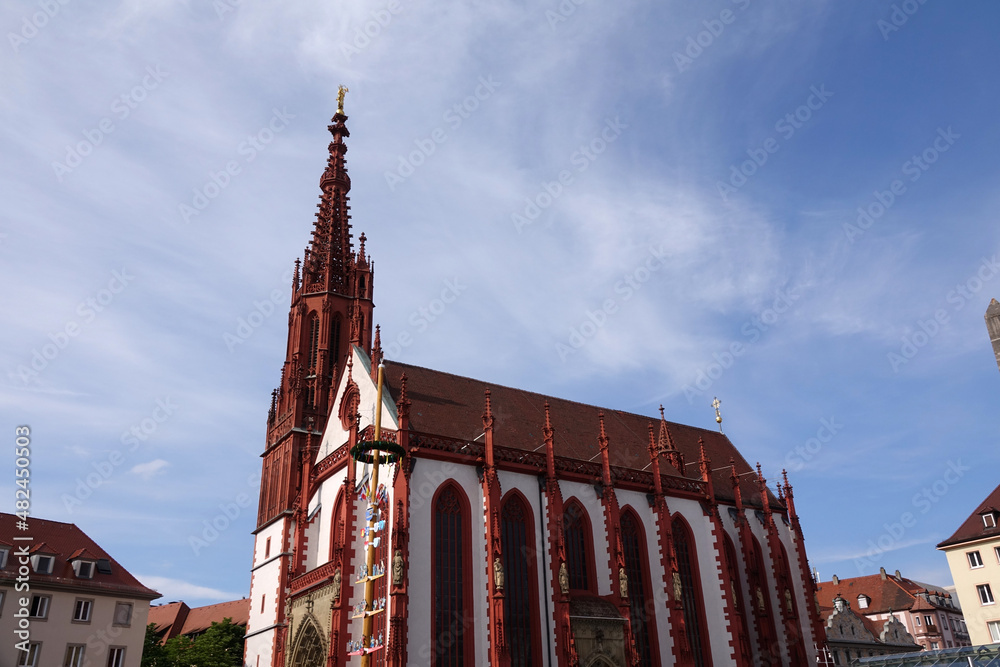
[346,363,405,663]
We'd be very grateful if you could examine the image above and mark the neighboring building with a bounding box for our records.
[986,298,1000,374]
[148,598,250,641]
[816,568,970,651]
[0,513,160,667]
[819,593,919,665]
[244,101,828,667]
[937,482,1000,646]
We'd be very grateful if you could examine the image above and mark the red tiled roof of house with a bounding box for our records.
[937,483,1000,548]
[816,575,916,615]
[178,598,250,635]
[0,513,159,599]
[382,360,781,509]
[148,601,190,639]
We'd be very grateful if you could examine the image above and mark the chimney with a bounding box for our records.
[832,574,839,585]
[880,567,886,580]
[894,569,902,581]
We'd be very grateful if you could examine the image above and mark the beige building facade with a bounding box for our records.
[938,483,1000,646]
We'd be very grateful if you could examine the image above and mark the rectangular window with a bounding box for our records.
[925,615,933,626]
[106,647,125,667]
[915,615,921,626]
[969,551,984,568]
[33,555,53,574]
[0,590,5,616]
[989,620,1000,643]
[112,602,132,626]
[29,595,49,619]
[931,642,939,650]
[74,561,94,579]
[0,548,8,568]
[995,546,1000,564]
[265,537,271,559]
[984,513,997,529]
[73,599,92,622]
[17,643,41,667]
[977,583,995,605]
[64,645,85,667]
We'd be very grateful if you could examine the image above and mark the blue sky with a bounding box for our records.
[2,0,999,607]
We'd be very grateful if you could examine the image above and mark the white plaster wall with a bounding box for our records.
[312,468,347,566]
[318,346,399,460]
[560,480,611,596]
[406,460,487,665]
[669,496,731,666]
[617,490,674,664]
[246,518,287,667]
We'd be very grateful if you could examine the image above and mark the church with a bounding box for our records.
[243,97,827,667]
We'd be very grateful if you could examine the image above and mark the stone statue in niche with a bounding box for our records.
[673,571,683,603]
[559,561,569,595]
[332,567,342,601]
[392,549,404,587]
[619,567,628,599]
[494,556,504,590]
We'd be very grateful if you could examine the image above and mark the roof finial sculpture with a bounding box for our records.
[337,85,349,115]
[712,396,723,434]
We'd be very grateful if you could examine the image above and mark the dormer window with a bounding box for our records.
[0,548,8,568]
[31,554,54,574]
[857,594,870,609]
[73,560,95,579]
[983,512,997,529]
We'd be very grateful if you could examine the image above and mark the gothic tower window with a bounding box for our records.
[621,509,658,666]
[331,315,342,371]
[501,492,541,667]
[563,499,595,592]
[432,484,474,666]
[672,515,711,667]
[307,313,319,372]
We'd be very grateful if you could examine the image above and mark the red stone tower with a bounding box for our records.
[258,106,374,529]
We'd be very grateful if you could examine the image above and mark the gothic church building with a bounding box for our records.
[244,107,827,667]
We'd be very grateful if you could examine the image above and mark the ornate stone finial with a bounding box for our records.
[543,401,553,436]
[337,85,349,115]
[712,396,723,433]
[483,389,494,429]
[358,232,367,262]
[598,412,608,450]
[657,406,674,452]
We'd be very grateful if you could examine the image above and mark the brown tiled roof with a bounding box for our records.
[0,513,159,599]
[178,598,249,635]
[149,599,249,641]
[816,575,916,615]
[937,483,1000,548]
[382,360,780,509]
[148,601,190,639]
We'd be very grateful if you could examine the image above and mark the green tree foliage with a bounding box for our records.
[142,618,245,667]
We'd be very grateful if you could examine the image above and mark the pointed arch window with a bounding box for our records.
[723,532,753,664]
[331,315,342,370]
[621,509,658,666]
[501,492,541,667]
[672,515,711,667]
[433,484,474,666]
[750,534,779,661]
[307,313,320,372]
[563,500,595,592]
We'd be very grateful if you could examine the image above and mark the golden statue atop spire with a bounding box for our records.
[712,396,723,433]
[337,85,349,115]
